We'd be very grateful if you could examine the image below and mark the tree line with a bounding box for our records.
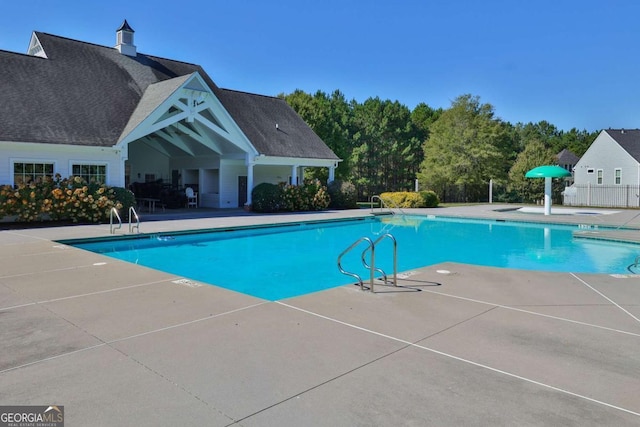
[280,90,599,203]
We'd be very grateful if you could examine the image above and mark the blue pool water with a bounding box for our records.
[68,216,640,300]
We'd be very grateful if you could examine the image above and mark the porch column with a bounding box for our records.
[328,165,335,183]
[291,165,298,186]
[247,162,254,206]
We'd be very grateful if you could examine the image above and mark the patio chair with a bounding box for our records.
[185,187,198,208]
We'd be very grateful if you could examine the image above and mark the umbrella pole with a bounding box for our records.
[544,177,552,215]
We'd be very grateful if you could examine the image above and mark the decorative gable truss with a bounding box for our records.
[116,72,257,160]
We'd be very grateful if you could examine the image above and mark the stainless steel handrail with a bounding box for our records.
[129,206,140,233]
[338,233,398,293]
[361,233,398,287]
[370,195,407,217]
[337,237,374,291]
[110,207,122,234]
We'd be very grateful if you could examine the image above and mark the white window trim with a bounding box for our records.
[10,158,56,186]
[614,168,622,185]
[596,169,603,185]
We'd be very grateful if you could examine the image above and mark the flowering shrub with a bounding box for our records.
[280,179,330,212]
[251,179,330,213]
[379,191,439,208]
[0,175,135,223]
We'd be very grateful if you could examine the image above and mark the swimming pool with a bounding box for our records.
[66,215,640,300]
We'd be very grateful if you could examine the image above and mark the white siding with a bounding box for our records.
[0,141,123,186]
[254,165,293,186]
[219,159,245,207]
[128,142,170,184]
[573,131,639,186]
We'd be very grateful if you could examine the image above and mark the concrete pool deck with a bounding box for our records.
[1,204,639,425]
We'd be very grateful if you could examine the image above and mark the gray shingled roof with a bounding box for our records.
[556,148,580,165]
[0,32,211,146]
[606,129,640,162]
[216,89,339,160]
[0,31,338,161]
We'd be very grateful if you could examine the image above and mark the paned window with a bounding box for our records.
[72,164,107,183]
[614,168,621,185]
[13,162,54,185]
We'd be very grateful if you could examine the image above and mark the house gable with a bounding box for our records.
[117,73,257,159]
[574,129,639,186]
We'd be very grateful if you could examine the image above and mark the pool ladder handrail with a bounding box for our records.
[129,206,140,233]
[370,195,407,217]
[337,237,374,291]
[110,207,122,234]
[110,207,140,234]
[337,233,398,292]
[361,233,397,287]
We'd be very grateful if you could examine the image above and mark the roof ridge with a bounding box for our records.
[220,87,281,100]
[35,31,201,67]
[35,31,114,52]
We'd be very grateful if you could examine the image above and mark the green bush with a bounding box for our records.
[0,175,135,223]
[419,190,440,207]
[327,180,358,209]
[251,180,329,213]
[380,191,422,208]
[251,183,282,212]
[378,191,439,208]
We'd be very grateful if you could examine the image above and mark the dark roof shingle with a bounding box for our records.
[606,129,640,162]
[216,89,339,160]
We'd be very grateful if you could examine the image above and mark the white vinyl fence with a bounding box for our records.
[563,184,640,208]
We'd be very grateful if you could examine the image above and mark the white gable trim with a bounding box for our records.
[27,32,47,58]
[116,73,258,156]
[252,155,340,168]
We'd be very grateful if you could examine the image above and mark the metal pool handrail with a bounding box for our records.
[110,207,122,234]
[361,233,398,287]
[129,206,140,233]
[337,237,374,291]
[338,233,398,292]
[370,195,407,217]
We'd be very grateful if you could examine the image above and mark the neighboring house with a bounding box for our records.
[556,148,580,173]
[564,129,640,207]
[556,148,580,185]
[0,21,340,208]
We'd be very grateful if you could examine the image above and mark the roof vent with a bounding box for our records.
[115,19,136,56]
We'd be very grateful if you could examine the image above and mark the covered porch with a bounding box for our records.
[118,72,337,208]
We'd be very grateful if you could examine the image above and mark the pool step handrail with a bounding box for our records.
[361,233,397,287]
[370,195,407,218]
[110,207,122,234]
[129,206,140,233]
[337,237,374,291]
[337,233,398,292]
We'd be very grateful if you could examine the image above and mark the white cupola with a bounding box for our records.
[115,19,136,56]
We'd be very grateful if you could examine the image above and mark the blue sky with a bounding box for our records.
[2,0,640,132]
